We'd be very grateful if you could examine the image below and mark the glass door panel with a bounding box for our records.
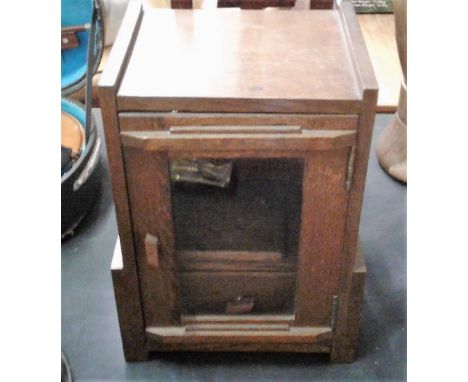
[170,158,303,315]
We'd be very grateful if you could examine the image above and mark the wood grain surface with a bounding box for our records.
[119,113,358,132]
[123,147,181,327]
[118,9,362,112]
[100,0,376,361]
[83,0,399,111]
[97,1,147,361]
[294,148,350,326]
[120,129,357,152]
[357,14,402,112]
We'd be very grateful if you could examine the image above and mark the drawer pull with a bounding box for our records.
[169,125,302,135]
[145,234,160,268]
[226,296,255,314]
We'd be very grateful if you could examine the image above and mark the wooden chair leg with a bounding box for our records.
[171,0,193,8]
[310,0,335,9]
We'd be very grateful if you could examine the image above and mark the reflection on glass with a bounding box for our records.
[170,158,303,315]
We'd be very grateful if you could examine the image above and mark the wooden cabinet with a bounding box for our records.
[99,0,377,363]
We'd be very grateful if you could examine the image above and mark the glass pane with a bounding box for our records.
[170,158,303,315]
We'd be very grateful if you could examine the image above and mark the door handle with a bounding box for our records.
[145,233,160,268]
[169,125,302,135]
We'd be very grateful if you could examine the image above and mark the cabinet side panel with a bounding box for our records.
[99,88,147,361]
[331,89,377,361]
[97,2,146,361]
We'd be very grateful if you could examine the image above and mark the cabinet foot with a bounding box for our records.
[123,347,149,362]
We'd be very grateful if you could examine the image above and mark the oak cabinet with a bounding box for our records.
[99,0,377,362]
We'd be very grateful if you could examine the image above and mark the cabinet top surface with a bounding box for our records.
[117,9,363,107]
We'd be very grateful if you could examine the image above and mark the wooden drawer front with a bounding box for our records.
[179,272,296,315]
[119,113,358,132]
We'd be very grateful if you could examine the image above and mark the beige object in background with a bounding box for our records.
[61,112,85,155]
[101,0,130,46]
[376,0,406,182]
[357,13,403,112]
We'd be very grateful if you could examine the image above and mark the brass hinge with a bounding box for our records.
[345,146,356,191]
[330,295,339,330]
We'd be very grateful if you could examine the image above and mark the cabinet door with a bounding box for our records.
[121,122,355,329]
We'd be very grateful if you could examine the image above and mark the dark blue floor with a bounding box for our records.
[61,112,407,381]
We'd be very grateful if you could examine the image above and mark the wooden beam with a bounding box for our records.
[120,129,357,152]
[147,325,332,344]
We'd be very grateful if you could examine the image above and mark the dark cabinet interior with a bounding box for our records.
[171,158,303,315]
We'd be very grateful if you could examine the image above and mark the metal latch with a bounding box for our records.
[331,295,339,330]
[345,146,356,191]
